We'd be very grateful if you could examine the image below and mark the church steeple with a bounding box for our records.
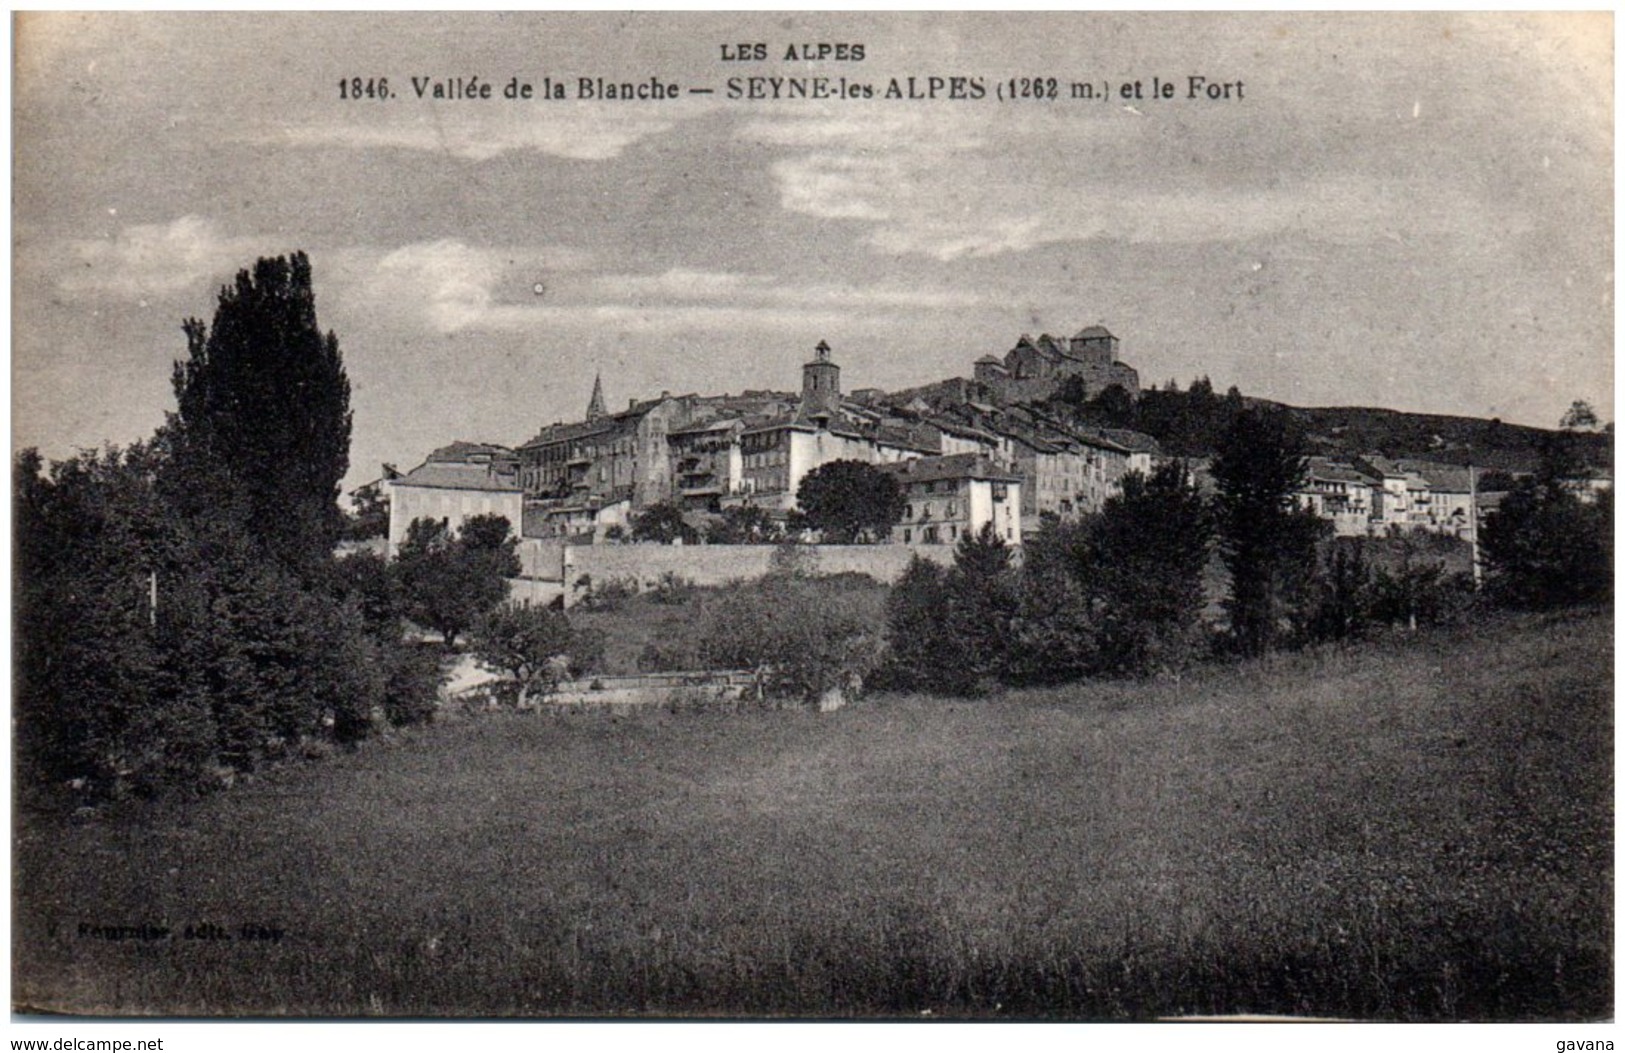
[586,373,607,421]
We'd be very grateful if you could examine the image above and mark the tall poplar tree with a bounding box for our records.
[167,252,352,568]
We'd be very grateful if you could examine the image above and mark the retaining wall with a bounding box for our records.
[512,540,956,606]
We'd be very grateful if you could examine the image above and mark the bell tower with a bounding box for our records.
[800,340,841,424]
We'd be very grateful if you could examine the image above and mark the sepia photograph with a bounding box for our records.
[10,10,1613,1029]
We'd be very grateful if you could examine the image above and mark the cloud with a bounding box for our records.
[355,248,987,339]
[599,267,979,310]
[258,101,710,162]
[373,240,501,332]
[352,239,595,334]
[743,105,1510,261]
[56,215,269,299]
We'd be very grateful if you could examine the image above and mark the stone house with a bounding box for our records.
[386,441,524,555]
[882,454,1023,547]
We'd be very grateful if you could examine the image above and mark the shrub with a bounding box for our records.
[638,639,699,673]
[381,644,445,727]
[630,501,698,544]
[767,539,821,580]
[578,575,639,612]
[698,577,886,708]
[649,570,695,605]
[471,603,601,707]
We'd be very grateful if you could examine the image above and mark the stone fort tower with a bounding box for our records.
[973,325,1139,403]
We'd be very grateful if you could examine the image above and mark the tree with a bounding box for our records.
[630,501,699,544]
[947,523,1021,689]
[1307,539,1375,642]
[700,577,886,709]
[1005,517,1098,686]
[343,483,390,541]
[1211,407,1326,656]
[166,252,352,568]
[1078,462,1214,675]
[394,515,521,647]
[795,460,905,543]
[471,603,591,707]
[14,445,183,792]
[879,555,958,693]
[1481,458,1611,609]
[704,504,784,544]
[1560,399,1601,432]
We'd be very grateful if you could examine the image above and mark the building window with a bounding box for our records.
[903,528,911,543]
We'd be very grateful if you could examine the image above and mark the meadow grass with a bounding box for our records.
[13,609,1611,1019]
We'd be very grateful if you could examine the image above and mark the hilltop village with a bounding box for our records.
[381,326,1551,566]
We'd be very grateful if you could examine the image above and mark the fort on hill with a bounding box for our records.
[973,326,1141,404]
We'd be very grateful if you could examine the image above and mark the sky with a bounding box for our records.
[12,11,1613,492]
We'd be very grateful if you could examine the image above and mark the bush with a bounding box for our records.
[381,644,445,727]
[630,501,699,544]
[698,577,886,708]
[649,570,695,605]
[637,638,698,673]
[578,575,639,612]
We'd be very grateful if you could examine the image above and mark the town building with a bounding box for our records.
[1296,458,1380,537]
[1356,456,1438,533]
[385,441,524,555]
[882,453,1023,547]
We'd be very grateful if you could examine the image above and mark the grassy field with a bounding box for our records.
[13,609,1611,1019]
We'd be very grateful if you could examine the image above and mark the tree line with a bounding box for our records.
[16,254,444,798]
[875,406,1611,696]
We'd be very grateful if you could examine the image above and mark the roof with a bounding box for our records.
[926,417,1001,445]
[1400,461,1475,492]
[391,462,523,493]
[1357,456,1409,478]
[1075,325,1115,339]
[868,423,940,454]
[740,412,864,441]
[667,417,745,438]
[881,453,1022,485]
[426,440,516,463]
[1066,425,1160,455]
[518,418,618,450]
[974,354,1005,365]
[1305,458,1378,485]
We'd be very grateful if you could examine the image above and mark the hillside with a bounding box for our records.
[14,609,1611,1019]
[1279,403,1612,472]
[1033,380,1611,471]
